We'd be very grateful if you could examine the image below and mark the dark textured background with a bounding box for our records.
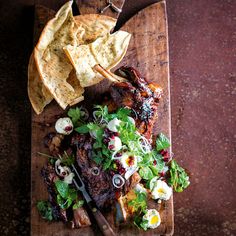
[0,0,235,235]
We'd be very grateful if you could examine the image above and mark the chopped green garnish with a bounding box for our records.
[168,160,190,192]
[93,105,109,121]
[139,166,154,180]
[156,133,170,151]
[75,124,90,133]
[59,152,75,166]
[68,107,83,127]
[139,219,149,231]
[73,200,84,210]
[55,180,78,209]
[128,191,147,214]
[36,200,54,221]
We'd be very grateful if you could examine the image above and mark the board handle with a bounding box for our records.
[88,202,116,236]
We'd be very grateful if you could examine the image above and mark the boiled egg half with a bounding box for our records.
[151,180,172,200]
[143,209,161,229]
[120,152,138,170]
[107,118,121,132]
[55,117,73,135]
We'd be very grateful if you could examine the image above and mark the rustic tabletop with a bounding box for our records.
[0,0,235,236]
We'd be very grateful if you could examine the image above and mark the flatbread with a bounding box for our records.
[28,54,53,114]
[64,31,131,87]
[74,14,116,44]
[34,1,83,109]
[30,6,117,113]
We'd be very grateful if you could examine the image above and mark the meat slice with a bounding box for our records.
[71,133,116,209]
[41,163,91,228]
[123,172,141,194]
[73,207,91,228]
[41,163,68,222]
[110,66,163,140]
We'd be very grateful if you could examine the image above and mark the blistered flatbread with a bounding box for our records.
[29,4,117,113]
[27,54,53,114]
[34,1,83,109]
[64,31,131,87]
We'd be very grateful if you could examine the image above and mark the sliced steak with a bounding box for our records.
[41,163,68,222]
[71,133,116,209]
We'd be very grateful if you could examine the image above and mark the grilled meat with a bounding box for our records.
[71,133,116,209]
[72,207,91,228]
[110,66,163,140]
[41,66,163,223]
[41,163,68,222]
[41,163,91,228]
[44,132,64,156]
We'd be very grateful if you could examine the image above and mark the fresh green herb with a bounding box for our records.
[94,105,109,121]
[59,151,75,166]
[116,107,131,120]
[139,219,149,231]
[73,200,84,210]
[91,150,103,164]
[128,191,147,214]
[55,180,77,209]
[57,194,73,209]
[156,133,170,151]
[168,160,190,192]
[75,124,90,133]
[36,200,54,221]
[139,166,154,180]
[68,107,85,127]
[55,180,69,198]
[49,158,56,165]
[37,151,75,166]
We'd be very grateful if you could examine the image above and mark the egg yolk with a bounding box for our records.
[157,188,166,195]
[125,156,134,166]
[150,215,159,225]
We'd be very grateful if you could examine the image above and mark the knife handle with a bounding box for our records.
[88,202,116,236]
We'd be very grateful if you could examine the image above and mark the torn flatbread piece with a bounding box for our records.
[34,1,83,109]
[64,31,131,87]
[74,14,116,44]
[28,54,53,114]
[29,13,116,114]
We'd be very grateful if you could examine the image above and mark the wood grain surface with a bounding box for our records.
[31,1,173,235]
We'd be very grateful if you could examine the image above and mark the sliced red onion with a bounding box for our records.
[112,174,125,188]
[138,136,151,154]
[91,167,100,176]
[80,107,89,120]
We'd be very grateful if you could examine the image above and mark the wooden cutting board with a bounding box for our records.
[31,1,173,235]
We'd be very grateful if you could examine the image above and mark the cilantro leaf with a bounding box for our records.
[116,107,131,120]
[57,194,73,209]
[73,200,84,210]
[128,191,147,214]
[55,180,69,198]
[68,107,82,126]
[139,166,154,180]
[37,200,54,221]
[55,180,78,209]
[75,125,90,133]
[60,152,75,166]
[168,160,190,192]
[139,219,149,231]
[156,133,170,151]
[94,105,109,121]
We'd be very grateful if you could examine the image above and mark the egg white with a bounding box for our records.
[151,180,172,200]
[143,209,161,229]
